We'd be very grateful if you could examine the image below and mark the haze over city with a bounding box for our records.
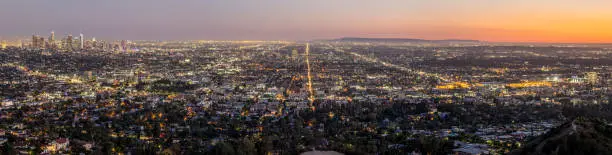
[1,0,612,42]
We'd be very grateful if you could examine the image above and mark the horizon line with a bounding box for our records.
[2,35,612,44]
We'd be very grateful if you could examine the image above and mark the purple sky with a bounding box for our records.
[1,0,612,42]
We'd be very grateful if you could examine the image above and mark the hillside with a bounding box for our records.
[511,118,612,155]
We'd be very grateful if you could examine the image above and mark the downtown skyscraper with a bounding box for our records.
[80,33,84,49]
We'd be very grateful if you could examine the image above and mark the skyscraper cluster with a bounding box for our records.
[30,31,86,51]
[24,31,130,52]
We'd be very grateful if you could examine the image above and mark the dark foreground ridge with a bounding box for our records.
[511,118,612,155]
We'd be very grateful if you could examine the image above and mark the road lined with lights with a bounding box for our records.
[305,43,315,105]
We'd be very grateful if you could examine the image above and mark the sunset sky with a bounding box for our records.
[1,0,611,43]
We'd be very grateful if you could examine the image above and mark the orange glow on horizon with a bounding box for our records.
[347,11,612,43]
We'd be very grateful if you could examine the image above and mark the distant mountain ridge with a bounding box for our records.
[328,37,481,43]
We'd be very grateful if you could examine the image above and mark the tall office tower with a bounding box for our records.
[48,31,56,49]
[32,35,38,48]
[32,35,45,49]
[66,35,73,51]
[80,33,84,49]
[49,31,55,43]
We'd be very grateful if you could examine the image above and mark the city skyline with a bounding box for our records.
[1,0,612,43]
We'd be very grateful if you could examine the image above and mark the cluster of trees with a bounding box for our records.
[149,79,197,93]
